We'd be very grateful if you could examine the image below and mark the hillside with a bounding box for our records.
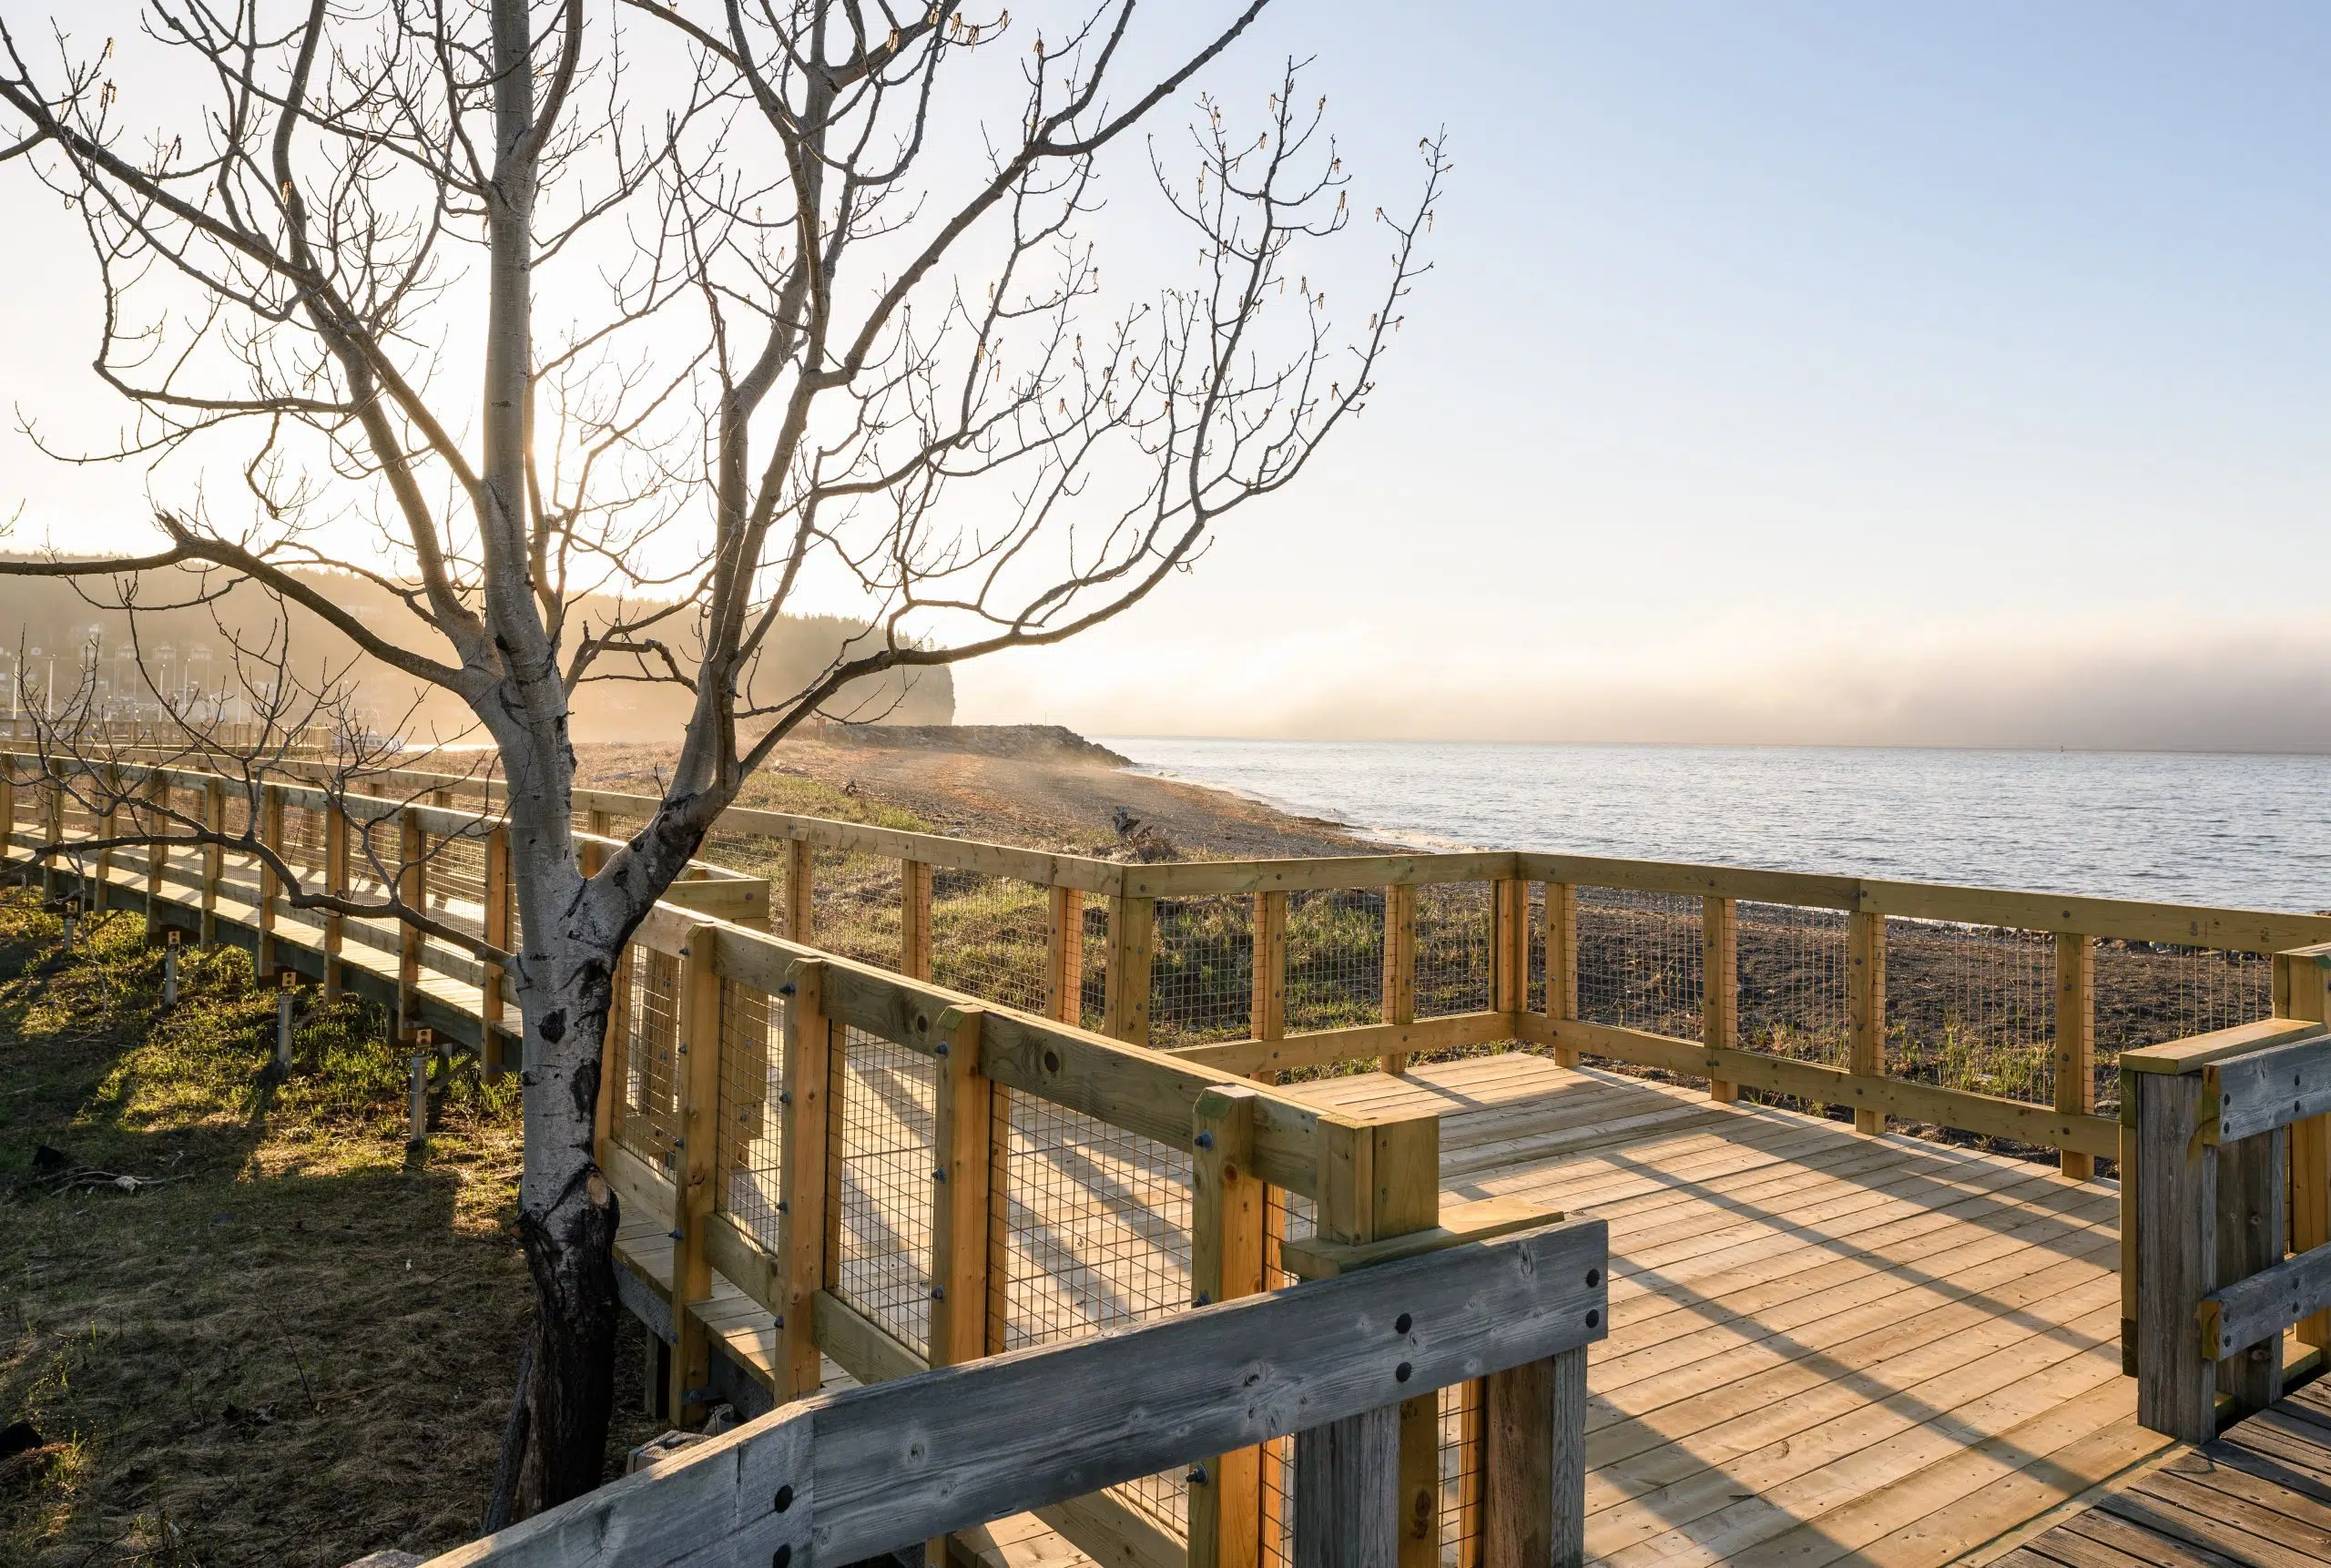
[0,562,952,743]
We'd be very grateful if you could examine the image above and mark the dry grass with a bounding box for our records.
[0,897,662,1568]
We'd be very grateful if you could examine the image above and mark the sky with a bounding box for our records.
[962,1,2331,748]
[3,3,2328,749]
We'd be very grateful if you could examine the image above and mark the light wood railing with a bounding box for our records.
[246,758,2331,1183]
[425,1214,1610,1568]
[2122,988,2331,1444]
[0,750,1525,1568]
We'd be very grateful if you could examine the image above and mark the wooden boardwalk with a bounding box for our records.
[1997,1380,2331,1568]
[1296,1055,2163,1568]
[40,822,2179,1568]
[609,1049,2164,1568]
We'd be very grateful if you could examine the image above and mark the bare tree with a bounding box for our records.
[0,0,1441,1513]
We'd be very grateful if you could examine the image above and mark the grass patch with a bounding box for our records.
[0,896,662,1568]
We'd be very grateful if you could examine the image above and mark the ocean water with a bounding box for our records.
[1099,738,2331,914]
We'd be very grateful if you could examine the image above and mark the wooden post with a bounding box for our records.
[255,782,282,973]
[1103,892,1154,1045]
[1045,885,1084,1025]
[926,1003,993,1565]
[1847,910,1887,1135]
[1189,1085,1267,1568]
[669,927,723,1422]
[2217,1127,2285,1416]
[1315,1109,1442,1568]
[583,807,612,876]
[199,779,223,945]
[42,768,61,901]
[775,961,831,1400]
[2055,934,2097,1180]
[2133,1067,2215,1445]
[1251,891,1288,1074]
[2280,947,2331,1349]
[927,1004,993,1367]
[1382,882,1417,1074]
[1293,1402,1400,1568]
[2121,1104,2140,1377]
[785,838,814,943]
[323,803,349,996]
[901,859,933,981]
[1249,893,1292,1562]
[0,764,15,871]
[396,806,422,1038]
[483,821,512,1074]
[1492,878,1528,1016]
[1704,896,1739,1104]
[1546,883,1578,1069]
[145,771,168,941]
[1483,1347,1590,1568]
[94,767,117,911]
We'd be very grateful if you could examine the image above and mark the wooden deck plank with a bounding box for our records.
[1703,1388,2163,1568]
[1957,1367,2331,1568]
[1589,1266,2123,1512]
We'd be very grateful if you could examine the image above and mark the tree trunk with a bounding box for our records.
[507,924,626,1512]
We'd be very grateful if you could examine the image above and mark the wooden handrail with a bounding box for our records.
[157,749,2331,951]
[422,1217,1609,1568]
[2126,1019,2331,1444]
[9,747,2313,1173]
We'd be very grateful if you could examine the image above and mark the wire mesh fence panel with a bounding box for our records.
[694,829,803,940]
[171,786,208,839]
[424,831,488,940]
[221,788,250,839]
[1577,888,1704,1039]
[616,945,683,1171]
[989,1087,1195,1536]
[573,802,649,840]
[2094,942,2274,1115]
[1883,920,2055,1106]
[1736,901,1853,1067]
[929,871,1052,1015]
[1079,901,1109,1032]
[60,785,98,836]
[1440,1379,1483,1567]
[700,829,790,885]
[428,829,488,907]
[717,981,785,1248]
[1261,1183,1320,1568]
[830,1024,935,1355]
[1417,881,1493,1018]
[281,802,327,875]
[814,849,902,972]
[1286,888,1383,1034]
[1527,882,1548,1016]
[1151,895,1254,1048]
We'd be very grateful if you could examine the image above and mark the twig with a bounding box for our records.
[279,1329,322,1415]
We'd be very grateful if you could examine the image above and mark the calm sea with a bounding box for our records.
[1098,738,2331,915]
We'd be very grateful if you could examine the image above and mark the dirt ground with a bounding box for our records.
[572,727,1389,861]
[0,905,665,1568]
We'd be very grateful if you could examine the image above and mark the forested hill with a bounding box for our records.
[0,561,952,743]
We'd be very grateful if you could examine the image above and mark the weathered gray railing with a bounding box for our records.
[421,1216,1609,1568]
[2124,962,2331,1443]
